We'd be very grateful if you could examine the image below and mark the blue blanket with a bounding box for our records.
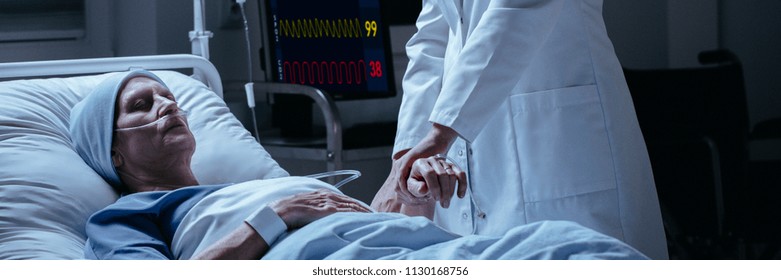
[263,212,647,260]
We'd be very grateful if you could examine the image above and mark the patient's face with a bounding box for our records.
[112,77,195,166]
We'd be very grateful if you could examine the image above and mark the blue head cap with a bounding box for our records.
[69,70,168,191]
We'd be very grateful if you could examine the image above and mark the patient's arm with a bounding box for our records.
[194,190,371,260]
[371,172,404,213]
[192,223,269,260]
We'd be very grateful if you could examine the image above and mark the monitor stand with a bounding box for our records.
[269,94,326,146]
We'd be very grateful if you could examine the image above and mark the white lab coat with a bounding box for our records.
[394,0,668,259]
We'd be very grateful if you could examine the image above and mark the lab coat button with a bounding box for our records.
[458,150,464,157]
[461,213,468,219]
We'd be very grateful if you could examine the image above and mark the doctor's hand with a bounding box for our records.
[393,123,466,207]
[269,190,372,229]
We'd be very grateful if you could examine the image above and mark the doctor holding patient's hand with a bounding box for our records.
[393,123,467,209]
[371,123,467,220]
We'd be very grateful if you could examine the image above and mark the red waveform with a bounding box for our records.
[283,60,367,85]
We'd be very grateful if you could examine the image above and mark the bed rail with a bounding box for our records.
[252,82,343,172]
[0,54,223,98]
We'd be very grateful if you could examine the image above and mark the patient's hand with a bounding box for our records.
[407,156,467,209]
[270,189,371,229]
[392,123,461,205]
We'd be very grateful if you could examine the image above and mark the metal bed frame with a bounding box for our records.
[0,54,223,98]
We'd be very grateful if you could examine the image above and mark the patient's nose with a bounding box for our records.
[156,96,179,118]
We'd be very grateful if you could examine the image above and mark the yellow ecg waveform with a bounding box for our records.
[279,18,363,39]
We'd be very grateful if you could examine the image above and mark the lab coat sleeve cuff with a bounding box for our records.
[429,112,479,143]
[245,206,287,245]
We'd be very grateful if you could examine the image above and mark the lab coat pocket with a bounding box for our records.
[509,84,617,203]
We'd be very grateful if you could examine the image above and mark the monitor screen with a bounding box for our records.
[259,0,395,100]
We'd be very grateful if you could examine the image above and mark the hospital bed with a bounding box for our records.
[0,54,648,260]
[0,0,346,258]
[0,54,292,259]
[0,0,344,258]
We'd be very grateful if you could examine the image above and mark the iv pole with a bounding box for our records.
[189,0,213,82]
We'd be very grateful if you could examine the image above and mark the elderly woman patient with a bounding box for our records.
[69,70,648,260]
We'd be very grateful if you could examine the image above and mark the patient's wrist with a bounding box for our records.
[244,206,287,245]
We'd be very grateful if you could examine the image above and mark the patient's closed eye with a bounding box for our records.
[132,99,149,110]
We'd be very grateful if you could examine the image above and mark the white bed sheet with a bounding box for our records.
[0,71,288,259]
[171,176,359,259]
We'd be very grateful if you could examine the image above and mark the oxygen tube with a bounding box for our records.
[114,110,188,132]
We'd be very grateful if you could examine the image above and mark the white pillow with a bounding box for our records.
[0,71,287,259]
